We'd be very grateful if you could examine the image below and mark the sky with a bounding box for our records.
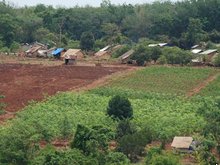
[7,0,174,8]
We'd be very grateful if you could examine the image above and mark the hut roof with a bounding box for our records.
[26,46,42,54]
[95,51,109,57]
[191,49,203,54]
[200,49,218,55]
[62,49,83,59]
[99,45,111,52]
[171,136,193,149]
[62,49,81,56]
[120,50,134,60]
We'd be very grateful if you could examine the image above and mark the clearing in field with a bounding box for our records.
[0,63,128,119]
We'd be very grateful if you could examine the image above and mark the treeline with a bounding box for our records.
[1,0,220,52]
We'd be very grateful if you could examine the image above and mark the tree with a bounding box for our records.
[107,95,133,120]
[80,31,95,51]
[101,23,121,44]
[181,18,204,48]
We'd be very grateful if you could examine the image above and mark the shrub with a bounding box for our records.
[105,152,130,165]
[162,47,192,65]
[31,145,98,165]
[60,115,72,139]
[157,55,167,64]
[71,124,114,155]
[131,45,152,66]
[117,128,152,162]
[116,119,136,139]
[107,95,133,120]
[213,55,220,67]
[147,153,180,165]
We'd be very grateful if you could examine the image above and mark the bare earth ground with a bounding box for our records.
[0,63,133,123]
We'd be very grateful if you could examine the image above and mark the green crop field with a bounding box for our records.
[0,91,208,141]
[106,66,217,95]
[198,74,220,97]
[0,66,219,164]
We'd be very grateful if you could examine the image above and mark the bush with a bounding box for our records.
[162,47,192,65]
[107,95,133,120]
[116,119,136,139]
[71,124,114,155]
[31,145,98,165]
[131,45,152,66]
[147,153,180,165]
[213,55,220,67]
[118,128,152,162]
[105,152,130,165]
[157,55,167,65]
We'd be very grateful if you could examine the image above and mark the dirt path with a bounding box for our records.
[187,73,219,97]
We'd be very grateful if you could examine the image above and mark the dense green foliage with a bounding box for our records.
[1,0,220,51]
[107,95,133,120]
[131,44,192,65]
[80,31,95,51]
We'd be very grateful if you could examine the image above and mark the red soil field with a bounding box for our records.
[0,63,127,122]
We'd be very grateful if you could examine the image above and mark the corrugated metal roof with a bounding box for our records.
[200,49,218,55]
[95,51,109,57]
[52,48,64,55]
[191,49,202,54]
[191,45,199,49]
[171,136,193,149]
[100,45,110,51]
[120,50,134,60]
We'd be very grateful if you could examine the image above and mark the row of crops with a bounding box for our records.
[107,66,218,95]
[1,90,212,141]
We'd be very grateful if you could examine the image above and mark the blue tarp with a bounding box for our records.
[52,48,64,56]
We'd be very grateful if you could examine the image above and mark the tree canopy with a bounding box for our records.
[1,0,220,51]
